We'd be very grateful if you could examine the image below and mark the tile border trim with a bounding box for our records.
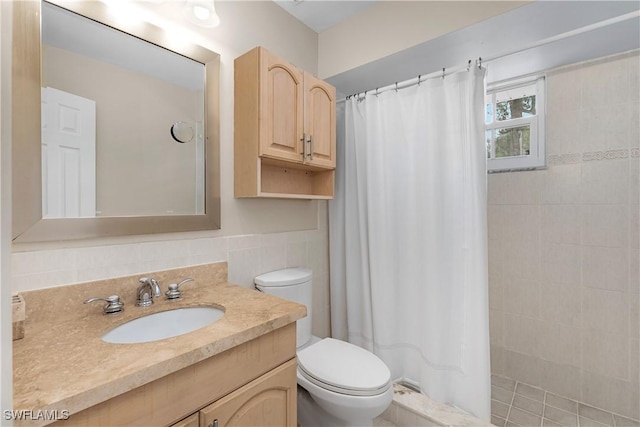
[548,149,639,165]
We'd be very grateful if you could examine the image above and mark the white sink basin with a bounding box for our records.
[102,307,224,344]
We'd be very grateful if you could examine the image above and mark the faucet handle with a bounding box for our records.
[165,278,195,300]
[84,295,124,315]
[139,277,161,297]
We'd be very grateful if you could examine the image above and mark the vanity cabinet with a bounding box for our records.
[198,359,296,427]
[49,324,297,427]
[168,359,296,427]
[234,47,336,199]
[172,413,199,427]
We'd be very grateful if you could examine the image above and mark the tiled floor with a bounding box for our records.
[491,375,640,427]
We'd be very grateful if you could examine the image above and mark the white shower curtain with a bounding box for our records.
[329,67,491,420]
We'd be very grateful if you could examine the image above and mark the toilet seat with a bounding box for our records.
[297,338,391,397]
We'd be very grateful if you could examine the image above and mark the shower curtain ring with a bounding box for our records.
[418,75,421,86]
[442,68,445,79]
[467,60,472,71]
[478,57,482,69]
[395,82,398,92]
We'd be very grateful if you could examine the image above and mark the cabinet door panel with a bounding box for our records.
[200,359,297,427]
[171,413,199,427]
[304,73,335,169]
[261,54,304,163]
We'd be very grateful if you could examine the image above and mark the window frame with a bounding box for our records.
[485,75,546,172]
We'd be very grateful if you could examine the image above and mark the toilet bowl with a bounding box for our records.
[255,268,393,427]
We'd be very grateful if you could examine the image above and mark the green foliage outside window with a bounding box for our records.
[494,96,535,158]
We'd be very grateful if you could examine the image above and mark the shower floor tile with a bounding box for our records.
[490,375,639,427]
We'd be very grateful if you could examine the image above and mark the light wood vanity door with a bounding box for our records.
[199,358,297,427]
[171,413,199,427]
[260,50,304,163]
[303,72,336,169]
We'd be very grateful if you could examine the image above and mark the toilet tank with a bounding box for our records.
[255,268,312,348]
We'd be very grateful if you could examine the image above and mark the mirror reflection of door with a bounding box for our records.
[41,87,96,218]
[41,2,206,218]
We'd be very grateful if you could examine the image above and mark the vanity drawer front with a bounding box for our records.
[199,358,297,427]
[48,323,296,427]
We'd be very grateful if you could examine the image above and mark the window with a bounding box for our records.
[485,76,546,172]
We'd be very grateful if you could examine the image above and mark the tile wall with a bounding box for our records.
[11,229,331,338]
[488,50,640,419]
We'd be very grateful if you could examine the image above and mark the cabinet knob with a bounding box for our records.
[208,420,219,427]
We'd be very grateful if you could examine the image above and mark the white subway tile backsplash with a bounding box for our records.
[12,270,77,292]
[76,263,140,284]
[139,240,189,262]
[227,234,261,251]
[75,244,140,268]
[227,247,263,288]
[187,237,228,261]
[259,244,286,273]
[139,257,191,274]
[307,239,330,278]
[285,241,308,269]
[12,249,76,275]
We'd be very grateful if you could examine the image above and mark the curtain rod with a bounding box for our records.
[336,9,639,103]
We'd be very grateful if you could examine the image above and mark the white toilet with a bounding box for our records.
[255,268,393,427]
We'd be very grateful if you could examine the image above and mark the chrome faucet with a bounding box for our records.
[136,277,161,307]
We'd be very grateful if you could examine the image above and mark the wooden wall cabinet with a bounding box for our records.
[234,47,336,199]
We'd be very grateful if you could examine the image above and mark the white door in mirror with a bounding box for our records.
[41,87,96,218]
[102,307,224,344]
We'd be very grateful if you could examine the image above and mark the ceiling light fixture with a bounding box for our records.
[183,0,220,28]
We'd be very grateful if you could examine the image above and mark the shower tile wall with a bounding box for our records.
[488,50,640,420]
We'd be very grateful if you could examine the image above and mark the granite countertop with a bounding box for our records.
[13,273,306,425]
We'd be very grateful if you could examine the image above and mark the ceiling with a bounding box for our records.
[273,0,378,33]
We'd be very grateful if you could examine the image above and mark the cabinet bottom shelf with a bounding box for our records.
[259,162,334,199]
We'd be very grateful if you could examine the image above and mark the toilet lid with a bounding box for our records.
[297,338,391,397]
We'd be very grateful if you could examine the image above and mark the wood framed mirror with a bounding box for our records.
[12,0,220,243]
